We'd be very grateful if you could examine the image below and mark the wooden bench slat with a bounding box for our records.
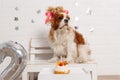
[30,48,53,54]
[31,39,49,47]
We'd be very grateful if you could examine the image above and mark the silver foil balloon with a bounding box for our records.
[0,41,27,80]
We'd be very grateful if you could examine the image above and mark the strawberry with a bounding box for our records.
[57,61,64,66]
[63,61,68,65]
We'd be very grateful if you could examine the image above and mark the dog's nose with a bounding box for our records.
[64,19,68,23]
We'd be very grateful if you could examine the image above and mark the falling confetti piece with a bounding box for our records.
[74,26,79,29]
[14,17,19,21]
[36,10,41,14]
[31,19,35,23]
[75,2,79,6]
[89,27,94,32]
[75,16,79,21]
[15,7,19,11]
[86,8,92,15]
[15,26,19,31]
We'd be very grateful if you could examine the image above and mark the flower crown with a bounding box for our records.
[45,10,69,24]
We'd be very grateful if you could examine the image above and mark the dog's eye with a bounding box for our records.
[67,16,70,20]
[58,17,63,20]
[68,17,70,20]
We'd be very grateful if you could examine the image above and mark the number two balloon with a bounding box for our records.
[0,41,27,80]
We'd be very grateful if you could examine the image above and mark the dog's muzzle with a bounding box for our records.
[64,19,68,23]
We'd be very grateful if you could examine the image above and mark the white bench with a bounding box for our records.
[22,38,97,80]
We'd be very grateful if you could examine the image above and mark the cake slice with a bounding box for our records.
[54,61,70,74]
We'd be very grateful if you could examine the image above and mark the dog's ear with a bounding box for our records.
[47,6,55,12]
[74,31,85,45]
[51,13,60,30]
[55,6,64,13]
[49,27,55,41]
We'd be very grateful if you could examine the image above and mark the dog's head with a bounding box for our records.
[45,6,70,30]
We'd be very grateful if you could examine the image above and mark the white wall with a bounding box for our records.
[0,0,120,75]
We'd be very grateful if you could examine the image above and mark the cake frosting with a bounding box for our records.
[54,61,70,74]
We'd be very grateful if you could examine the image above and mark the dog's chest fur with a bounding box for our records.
[51,27,76,56]
[55,27,74,45]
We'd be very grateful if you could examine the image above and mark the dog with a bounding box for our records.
[45,6,91,63]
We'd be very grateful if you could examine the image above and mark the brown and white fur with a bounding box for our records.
[47,6,91,63]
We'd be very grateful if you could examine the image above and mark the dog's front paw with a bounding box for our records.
[66,58,73,63]
[75,57,91,63]
[48,57,58,63]
[75,57,83,63]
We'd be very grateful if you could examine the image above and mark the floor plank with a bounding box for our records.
[98,75,120,80]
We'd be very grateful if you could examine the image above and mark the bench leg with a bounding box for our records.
[30,55,35,61]
[90,70,97,80]
[22,71,29,80]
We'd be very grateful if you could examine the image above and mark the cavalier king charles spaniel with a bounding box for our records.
[45,6,91,63]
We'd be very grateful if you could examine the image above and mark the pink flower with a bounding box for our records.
[45,12,54,24]
[45,10,69,24]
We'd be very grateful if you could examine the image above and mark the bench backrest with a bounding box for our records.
[29,38,53,61]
